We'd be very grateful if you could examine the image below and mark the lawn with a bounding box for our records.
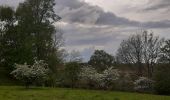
[0,86,170,100]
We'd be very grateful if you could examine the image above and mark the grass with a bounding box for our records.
[0,86,170,100]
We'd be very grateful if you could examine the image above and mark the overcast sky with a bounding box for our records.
[1,0,170,61]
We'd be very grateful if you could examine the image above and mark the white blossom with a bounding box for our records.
[10,60,49,86]
[134,77,154,91]
[79,66,119,89]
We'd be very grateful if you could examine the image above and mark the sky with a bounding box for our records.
[1,0,170,61]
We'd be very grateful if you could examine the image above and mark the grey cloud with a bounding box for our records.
[55,0,170,29]
[55,0,140,27]
[142,20,170,29]
[144,0,170,11]
[96,12,139,26]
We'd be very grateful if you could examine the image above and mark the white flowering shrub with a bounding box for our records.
[79,66,119,89]
[11,60,49,88]
[134,77,154,92]
[79,66,98,88]
[100,67,119,89]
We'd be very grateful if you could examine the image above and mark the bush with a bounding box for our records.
[10,60,49,88]
[79,66,119,90]
[154,65,170,95]
[134,77,154,92]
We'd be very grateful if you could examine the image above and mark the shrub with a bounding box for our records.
[79,66,119,89]
[100,67,119,89]
[11,60,49,88]
[134,77,154,92]
[154,65,170,95]
[79,66,98,88]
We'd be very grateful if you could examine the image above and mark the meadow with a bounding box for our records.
[0,86,170,100]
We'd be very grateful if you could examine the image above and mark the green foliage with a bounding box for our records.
[0,6,14,22]
[89,50,115,72]
[154,65,170,95]
[0,0,63,73]
[61,62,81,88]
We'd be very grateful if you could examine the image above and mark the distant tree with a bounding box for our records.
[63,62,81,88]
[11,60,49,88]
[116,30,163,77]
[88,50,115,72]
[142,31,164,77]
[159,40,170,64]
[67,50,83,63]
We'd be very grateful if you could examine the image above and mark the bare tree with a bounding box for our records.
[142,31,164,77]
[117,30,164,77]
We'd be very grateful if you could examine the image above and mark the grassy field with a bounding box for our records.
[0,86,170,100]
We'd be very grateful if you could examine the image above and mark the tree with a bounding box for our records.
[159,40,170,64]
[15,0,62,70]
[142,31,164,77]
[88,50,115,72]
[0,0,63,73]
[67,50,83,63]
[10,60,49,88]
[63,62,81,88]
[0,6,16,69]
[116,30,163,77]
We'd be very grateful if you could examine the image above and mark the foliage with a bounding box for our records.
[10,60,49,88]
[134,77,154,92]
[154,65,170,95]
[89,50,115,72]
[60,62,81,88]
[0,0,63,73]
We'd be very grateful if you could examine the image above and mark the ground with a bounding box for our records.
[0,86,170,100]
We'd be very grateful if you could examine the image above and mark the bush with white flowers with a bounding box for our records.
[134,77,154,92]
[79,66,119,89]
[100,67,119,89]
[11,60,49,88]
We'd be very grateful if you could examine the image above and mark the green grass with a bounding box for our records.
[0,86,170,100]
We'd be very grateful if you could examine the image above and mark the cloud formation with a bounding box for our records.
[55,0,141,27]
[55,0,170,29]
[144,0,170,11]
